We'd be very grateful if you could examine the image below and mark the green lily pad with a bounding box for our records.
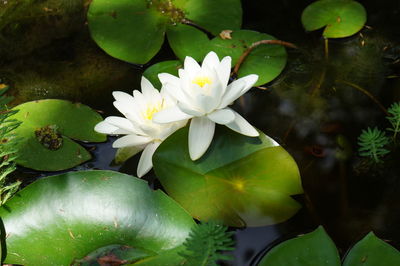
[11,99,106,171]
[167,29,287,86]
[301,0,367,38]
[258,226,341,266]
[166,24,211,62]
[143,60,182,90]
[0,170,195,265]
[87,0,241,64]
[343,232,400,266]
[153,126,303,227]
[210,30,288,86]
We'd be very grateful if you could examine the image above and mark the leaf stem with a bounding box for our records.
[335,80,388,115]
[233,40,298,76]
[181,18,214,38]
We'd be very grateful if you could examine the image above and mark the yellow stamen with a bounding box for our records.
[192,76,212,88]
[143,101,163,120]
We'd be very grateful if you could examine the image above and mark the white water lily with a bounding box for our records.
[94,77,187,177]
[153,51,259,161]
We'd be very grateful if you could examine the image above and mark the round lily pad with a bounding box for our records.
[258,226,341,266]
[0,170,195,265]
[88,0,242,64]
[210,30,288,86]
[11,99,106,171]
[343,232,400,266]
[153,126,303,227]
[143,60,182,90]
[301,0,367,38]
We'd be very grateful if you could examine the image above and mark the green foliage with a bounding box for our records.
[301,0,367,38]
[258,226,400,266]
[0,86,21,206]
[153,126,303,227]
[10,99,106,171]
[143,60,182,90]
[0,170,195,265]
[343,232,400,266]
[358,127,390,163]
[87,0,242,64]
[386,102,400,138]
[258,226,340,266]
[179,221,234,266]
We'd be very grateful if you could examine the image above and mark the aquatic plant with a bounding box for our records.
[154,51,259,160]
[0,86,20,205]
[358,127,390,163]
[386,102,400,139]
[94,77,187,177]
[258,226,400,266]
[179,221,235,265]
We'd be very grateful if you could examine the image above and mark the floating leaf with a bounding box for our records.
[343,232,400,266]
[143,60,182,90]
[0,170,195,265]
[11,100,106,171]
[301,0,367,38]
[153,126,303,227]
[167,29,287,86]
[258,226,341,266]
[88,0,242,64]
[210,30,287,86]
[166,24,211,62]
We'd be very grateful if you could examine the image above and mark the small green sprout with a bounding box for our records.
[358,127,390,163]
[179,221,235,266]
[386,102,400,139]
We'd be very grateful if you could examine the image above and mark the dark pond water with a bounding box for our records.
[4,0,400,265]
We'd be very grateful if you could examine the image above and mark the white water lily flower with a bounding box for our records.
[153,51,259,161]
[94,77,187,177]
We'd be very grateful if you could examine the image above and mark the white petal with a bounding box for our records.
[237,74,258,94]
[218,79,246,108]
[207,108,235,125]
[105,116,140,134]
[112,91,135,104]
[202,51,220,69]
[178,101,205,116]
[189,117,215,160]
[184,56,201,76]
[164,83,193,105]
[158,73,180,87]
[112,135,152,148]
[94,121,119,134]
[132,90,147,109]
[217,56,232,88]
[225,111,259,137]
[137,142,161,178]
[141,76,160,102]
[153,106,193,124]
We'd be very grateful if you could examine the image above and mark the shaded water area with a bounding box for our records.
[2,0,400,265]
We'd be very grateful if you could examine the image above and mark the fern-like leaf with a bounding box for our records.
[0,85,21,205]
[179,221,235,266]
[358,127,390,163]
[386,102,400,138]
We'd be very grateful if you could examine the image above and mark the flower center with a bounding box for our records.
[192,76,212,88]
[143,101,163,120]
